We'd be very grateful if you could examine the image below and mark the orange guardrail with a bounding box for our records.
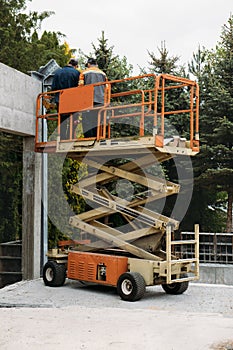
[35,74,199,153]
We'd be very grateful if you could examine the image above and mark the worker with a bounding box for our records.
[79,57,107,138]
[51,58,80,140]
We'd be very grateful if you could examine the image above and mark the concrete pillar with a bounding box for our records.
[22,137,42,279]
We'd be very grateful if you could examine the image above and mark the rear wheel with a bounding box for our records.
[117,272,146,301]
[43,261,66,287]
[161,274,189,295]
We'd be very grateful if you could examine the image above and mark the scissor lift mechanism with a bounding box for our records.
[36,73,200,301]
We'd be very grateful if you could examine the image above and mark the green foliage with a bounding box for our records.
[181,187,227,233]
[62,158,87,215]
[0,0,74,73]
[78,31,133,83]
[147,41,184,75]
[0,132,23,243]
[46,155,87,249]
[140,41,187,77]
[47,217,67,249]
[29,31,73,70]
[188,15,233,232]
[48,154,87,248]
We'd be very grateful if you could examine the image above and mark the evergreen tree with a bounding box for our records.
[145,42,194,145]
[0,0,75,73]
[79,31,133,81]
[78,31,137,138]
[147,40,186,75]
[0,0,51,72]
[188,16,233,232]
[138,42,198,231]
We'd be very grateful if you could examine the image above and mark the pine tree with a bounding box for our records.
[189,15,233,232]
[0,0,75,74]
[81,31,133,81]
[147,40,184,75]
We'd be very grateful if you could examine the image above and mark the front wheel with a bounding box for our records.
[117,272,146,301]
[161,275,189,295]
[43,261,66,287]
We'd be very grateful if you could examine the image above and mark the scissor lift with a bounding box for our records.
[36,73,200,301]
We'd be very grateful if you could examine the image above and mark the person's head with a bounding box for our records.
[68,58,78,68]
[85,57,97,68]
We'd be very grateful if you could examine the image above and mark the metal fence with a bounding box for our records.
[177,232,233,264]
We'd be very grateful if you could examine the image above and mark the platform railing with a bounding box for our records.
[165,224,199,284]
[35,74,199,153]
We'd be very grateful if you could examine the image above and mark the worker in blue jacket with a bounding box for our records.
[52,59,80,139]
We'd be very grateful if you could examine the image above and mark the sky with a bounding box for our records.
[26,0,233,74]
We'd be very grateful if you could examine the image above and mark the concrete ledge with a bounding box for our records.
[0,62,41,136]
[199,263,233,285]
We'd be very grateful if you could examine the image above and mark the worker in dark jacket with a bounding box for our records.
[79,58,107,138]
[52,58,80,103]
[52,58,80,139]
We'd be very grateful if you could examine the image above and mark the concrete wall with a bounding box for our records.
[198,264,233,286]
[0,62,41,136]
[0,62,42,280]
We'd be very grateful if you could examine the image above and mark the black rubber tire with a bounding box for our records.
[43,261,66,287]
[117,272,146,301]
[161,274,189,295]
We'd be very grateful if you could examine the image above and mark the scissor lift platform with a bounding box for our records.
[37,73,200,300]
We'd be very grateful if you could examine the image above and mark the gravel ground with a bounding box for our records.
[0,279,233,350]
